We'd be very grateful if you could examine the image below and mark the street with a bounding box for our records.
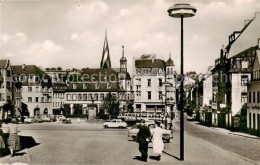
[0,118,259,165]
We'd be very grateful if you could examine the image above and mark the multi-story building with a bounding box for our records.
[64,33,133,116]
[132,54,176,118]
[44,69,68,115]
[247,44,260,131]
[0,59,13,120]
[12,64,53,117]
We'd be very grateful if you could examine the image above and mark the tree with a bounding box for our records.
[73,104,83,116]
[98,93,120,120]
[63,104,71,117]
[57,67,62,71]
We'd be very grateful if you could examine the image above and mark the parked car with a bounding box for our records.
[31,117,43,123]
[103,119,127,128]
[41,115,51,122]
[62,118,71,124]
[128,123,173,143]
[24,116,33,124]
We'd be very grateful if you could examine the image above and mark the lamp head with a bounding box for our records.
[168,3,197,18]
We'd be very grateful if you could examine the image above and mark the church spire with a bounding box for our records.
[100,30,111,69]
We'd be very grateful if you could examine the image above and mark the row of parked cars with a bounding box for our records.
[103,119,173,143]
[22,115,53,123]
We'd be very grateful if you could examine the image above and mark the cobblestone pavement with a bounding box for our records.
[0,122,258,165]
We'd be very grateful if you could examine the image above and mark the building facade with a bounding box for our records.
[132,54,176,119]
[0,60,13,120]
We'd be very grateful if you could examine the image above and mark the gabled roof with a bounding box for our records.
[0,60,8,69]
[135,59,165,68]
[229,13,260,58]
[12,65,47,76]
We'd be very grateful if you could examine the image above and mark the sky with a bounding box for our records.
[0,0,260,75]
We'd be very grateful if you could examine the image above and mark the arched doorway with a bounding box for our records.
[43,108,48,114]
[34,108,40,117]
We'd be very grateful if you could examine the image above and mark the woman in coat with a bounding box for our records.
[152,121,164,160]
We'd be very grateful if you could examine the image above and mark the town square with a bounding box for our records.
[0,0,260,164]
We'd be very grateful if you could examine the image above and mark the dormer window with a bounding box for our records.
[95,83,100,89]
[28,75,33,82]
[73,84,77,89]
[136,69,140,74]
[107,82,111,89]
[83,83,87,89]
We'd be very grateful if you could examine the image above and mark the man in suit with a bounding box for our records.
[136,120,151,162]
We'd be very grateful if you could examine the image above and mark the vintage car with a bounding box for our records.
[24,116,33,124]
[103,119,127,128]
[128,124,173,143]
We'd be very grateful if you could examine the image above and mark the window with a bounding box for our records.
[253,92,256,103]
[136,92,141,100]
[249,113,251,128]
[257,114,260,131]
[36,97,39,103]
[256,91,260,103]
[28,87,32,92]
[253,113,256,129]
[78,94,82,101]
[147,91,151,100]
[95,83,100,89]
[158,78,162,87]
[83,83,87,89]
[67,94,71,101]
[107,83,111,89]
[88,94,92,100]
[241,75,249,86]
[147,79,151,87]
[83,94,87,101]
[94,94,98,100]
[28,97,32,103]
[249,92,251,103]
[241,93,247,104]
[100,94,104,100]
[158,91,163,100]
[72,94,77,101]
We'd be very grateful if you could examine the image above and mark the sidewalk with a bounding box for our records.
[163,120,258,165]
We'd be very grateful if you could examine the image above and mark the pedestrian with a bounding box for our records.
[0,123,5,149]
[152,121,164,160]
[78,118,81,123]
[136,119,151,162]
[6,123,21,157]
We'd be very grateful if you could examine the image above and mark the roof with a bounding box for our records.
[166,58,174,66]
[229,13,260,58]
[12,65,47,76]
[0,60,8,69]
[11,65,51,86]
[135,59,165,68]
[120,56,127,61]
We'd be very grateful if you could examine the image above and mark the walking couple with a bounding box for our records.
[0,122,21,157]
[136,120,164,162]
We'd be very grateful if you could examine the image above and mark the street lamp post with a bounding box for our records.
[167,3,197,161]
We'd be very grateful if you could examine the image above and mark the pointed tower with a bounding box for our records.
[120,45,127,72]
[166,52,174,75]
[100,30,111,69]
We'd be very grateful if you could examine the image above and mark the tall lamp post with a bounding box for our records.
[167,4,197,161]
